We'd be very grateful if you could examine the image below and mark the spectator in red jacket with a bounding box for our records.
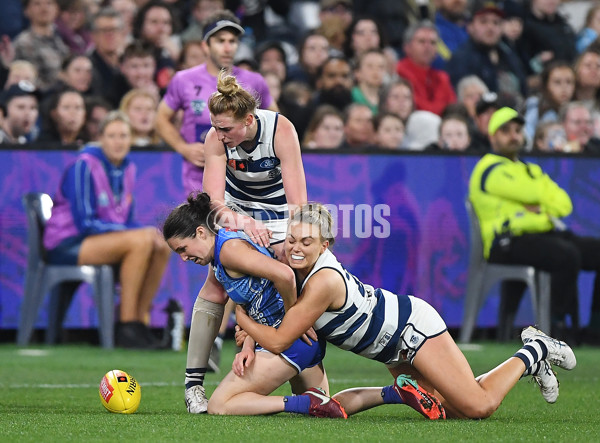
[396,20,456,116]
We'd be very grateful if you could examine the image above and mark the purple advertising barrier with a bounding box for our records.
[1,150,598,331]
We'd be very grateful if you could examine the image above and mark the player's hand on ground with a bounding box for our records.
[181,142,205,167]
[234,325,248,347]
[232,348,254,376]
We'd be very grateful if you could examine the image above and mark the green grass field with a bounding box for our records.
[0,340,598,442]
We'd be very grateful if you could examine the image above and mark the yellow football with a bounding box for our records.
[99,369,141,414]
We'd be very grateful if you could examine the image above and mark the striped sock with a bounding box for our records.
[283,395,310,414]
[521,361,542,379]
[513,340,548,371]
[185,367,206,389]
[381,385,405,404]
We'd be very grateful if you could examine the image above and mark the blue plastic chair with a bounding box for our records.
[18,192,116,348]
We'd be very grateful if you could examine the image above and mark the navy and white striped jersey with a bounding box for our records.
[224,109,287,222]
[303,249,413,364]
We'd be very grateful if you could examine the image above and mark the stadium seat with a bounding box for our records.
[18,192,116,348]
[459,200,551,343]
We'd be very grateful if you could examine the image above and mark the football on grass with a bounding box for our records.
[99,369,141,414]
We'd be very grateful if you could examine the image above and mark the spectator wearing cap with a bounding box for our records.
[446,1,527,102]
[469,106,600,343]
[0,80,40,144]
[433,0,470,70]
[156,9,275,196]
[396,20,456,116]
[469,91,499,152]
[13,0,70,91]
[518,0,577,76]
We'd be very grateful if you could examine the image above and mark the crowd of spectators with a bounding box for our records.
[2,0,600,152]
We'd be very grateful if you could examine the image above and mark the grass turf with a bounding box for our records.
[0,340,598,442]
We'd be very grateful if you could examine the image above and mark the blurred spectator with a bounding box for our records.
[119,88,161,146]
[235,57,259,72]
[4,60,38,89]
[38,88,87,144]
[519,0,577,76]
[312,55,353,112]
[302,104,344,149]
[89,8,127,99]
[573,47,600,134]
[433,0,469,70]
[180,0,224,44]
[456,75,489,120]
[84,95,112,142]
[351,48,387,115]
[287,30,330,88]
[132,0,178,91]
[43,111,171,349]
[279,80,313,137]
[262,72,282,108]
[524,60,575,142]
[111,41,159,107]
[0,80,40,144]
[435,113,471,151]
[401,110,441,150]
[46,54,95,98]
[470,91,500,152]
[341,103,374,149]
[255,41,288,83]
[374,111,404,150]
[0,0,26,40]
[577,3,600,53]
[109,0,138,39]
[13,0,71,91]
[178,40,206,70]
[55,0,93,55]
[532,120,568,152]
[0,35,16,89]
[318,0,353,35]
[354,0,426,50]
[397,20,456,116]
[342,16,385,63]
[561,101,600,153]
[378,78,414,123]
[447,0,527,102]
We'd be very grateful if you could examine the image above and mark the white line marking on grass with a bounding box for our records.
[17,349,50,356]
[2,378,383,390]
[458,344,483,352]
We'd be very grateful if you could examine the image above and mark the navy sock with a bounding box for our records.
[381,385,404,404]
[513,340,548,371]
[185,367,206,389]
[283,395,310,414]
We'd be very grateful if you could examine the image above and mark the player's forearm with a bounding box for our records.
[156,118,188,154]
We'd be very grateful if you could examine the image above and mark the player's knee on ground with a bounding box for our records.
[456,397,498,419]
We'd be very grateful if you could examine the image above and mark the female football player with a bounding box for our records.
[162,192,346,418]
[235,203,577,419]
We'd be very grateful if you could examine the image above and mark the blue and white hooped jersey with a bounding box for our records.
[303,249,413,364]
[212,228,284,328]
[224,109,287,222]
